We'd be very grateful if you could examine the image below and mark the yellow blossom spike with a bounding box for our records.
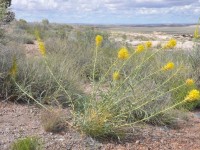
[135,44,145,53]
[145,41,152,49]
[186,79,194,86]
[38,41,46,56]
[185,89,200,102]
[194,27,199,39]
[9,56,17,78]
[194,17,200,39]
[35,30,41,42]
[163,38,177,49]
[113,71,120,81]
[118,47,129,60]
[161,62,175,71]
[95,35,103,47]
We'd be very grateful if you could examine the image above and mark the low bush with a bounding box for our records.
[11,137,43,150]
[41,109,68,133]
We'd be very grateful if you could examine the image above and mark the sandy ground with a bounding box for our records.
[110,31,195,50]
[24,40,40,57]
[0,101,200,150]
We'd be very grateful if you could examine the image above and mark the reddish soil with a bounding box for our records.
[24,41,40,57]
[0,101,200,150]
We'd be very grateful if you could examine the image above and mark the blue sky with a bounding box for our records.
[11,0,200,24]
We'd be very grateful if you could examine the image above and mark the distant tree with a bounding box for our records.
[0,0,13,41]
[0,0,14,23]
[19,19,27,24]
[17,19,28,30]
[0,0,11,8]
[42,19,49,25]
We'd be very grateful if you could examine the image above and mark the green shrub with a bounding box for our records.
[0,41,80,106]
[3,21,200,140]
[16,19,28,30]
[11,137,43,150]
[73,38,198,139]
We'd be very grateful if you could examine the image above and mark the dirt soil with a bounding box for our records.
[0,101,200,150]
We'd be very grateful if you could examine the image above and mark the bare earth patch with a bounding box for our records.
[111,31,195,50]
[24,40,41,57]
[0,101,200,150]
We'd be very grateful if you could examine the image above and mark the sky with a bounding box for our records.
[11,0,200,24]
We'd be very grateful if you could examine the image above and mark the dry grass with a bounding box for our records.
[41,109,68,133]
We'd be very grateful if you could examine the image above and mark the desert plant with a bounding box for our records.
[41,109,68,133]
[12,33,200,139]
[0,0,10,20]
[7,23,200,140]
[16,19,29,30]
[11,136,43,150]
[42,19,49,25]
[0,0,14,24]
[74,36,200,139]
[186,17,200,109]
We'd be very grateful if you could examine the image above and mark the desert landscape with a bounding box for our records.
[1,0,200,150]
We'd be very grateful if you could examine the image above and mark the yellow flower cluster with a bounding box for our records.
[185,89,200,102]
[135,44,145,53]
[38,41,46,56]
[145,41,152,49]
[163,38,177,49]
[161,62,175,71]
[194,27,199,39]
[88,108,112,125]
[113,71,120,80]
[95,35,103,47]
[186,79,194,86]
[35,30,41,42]
[10,57,17,78]
[118,47,129,60]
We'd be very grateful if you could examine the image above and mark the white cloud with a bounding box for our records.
[11,0,200,23]
[12,0,59,10]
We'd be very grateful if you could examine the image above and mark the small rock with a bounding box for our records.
[56,138,64,141]
[135,140,140,144]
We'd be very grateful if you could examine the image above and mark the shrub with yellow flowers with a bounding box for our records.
[9,27,200,140]
[75,34,200,139]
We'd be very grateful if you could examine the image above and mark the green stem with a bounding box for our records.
[13,79,49,111]
[109,49,160,99]
[114,83,185,119]
[120,65,182,106]
[43,57,74,110]
[116,99,186,128]
[92,46,98,98]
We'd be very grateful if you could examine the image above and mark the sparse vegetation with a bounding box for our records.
[0,9,200,148]
[11,137,43,150]
[41,109,68,133]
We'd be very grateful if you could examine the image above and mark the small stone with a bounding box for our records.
[161,139,164,143]
[135,140,140,144]
[57,138,64,141]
